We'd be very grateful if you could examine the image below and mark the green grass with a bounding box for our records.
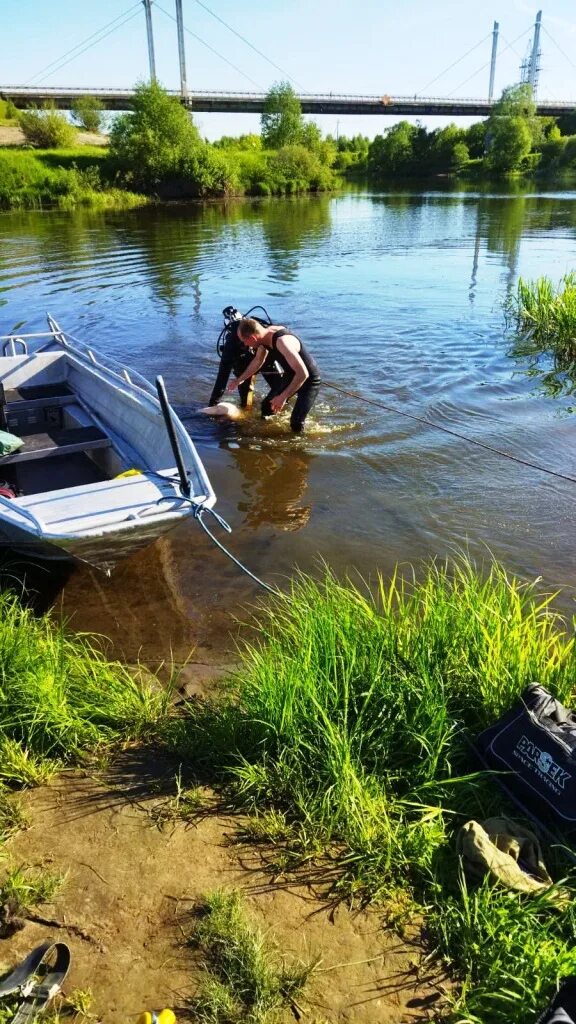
[0,863,66,916]
[188,888,318,1023]
[0,590,171,782]
[0,148,146,210]
[164,557,576,1022]
[507,272,576,364]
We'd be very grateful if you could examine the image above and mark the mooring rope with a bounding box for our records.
[191,503,280,595]
[322,380,576,487]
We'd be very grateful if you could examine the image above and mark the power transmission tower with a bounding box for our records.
[142,0,157,82]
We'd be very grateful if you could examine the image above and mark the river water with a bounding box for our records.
[0,184,574,665]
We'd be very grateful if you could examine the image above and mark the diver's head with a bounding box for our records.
[238,318,266,347]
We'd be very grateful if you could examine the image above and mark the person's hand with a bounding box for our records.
[270,394,286,413]
[226,378,239,393]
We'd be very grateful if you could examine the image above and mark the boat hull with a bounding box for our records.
[0,512,190,572]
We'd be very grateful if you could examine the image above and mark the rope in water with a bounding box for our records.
[322,380,576,487]
[191,503,280,596]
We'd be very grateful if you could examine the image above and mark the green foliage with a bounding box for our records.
[109,80,201,191]
[492,82,536,119]
[0,98,17,123]
[465,120,488,158]
[428,123,469,172]
[18,106,76,149]
[506,273,576,396]
[213,133,262,151]
[261,81,304,149]
[71,95,103,134]
[0,590,171,774]
[429,872,576,1024]
[188,888,317,1023]
[369,121,419,175]
[165,558,576,1021]
[269,145,335,193]
[0,149,146,210]
[486,115,532,172]
[0,863,66,915]
[557,110,576,136]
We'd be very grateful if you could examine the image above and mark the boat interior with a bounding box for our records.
[0,377,122,497]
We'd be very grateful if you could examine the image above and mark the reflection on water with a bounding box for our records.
[228,442,313,532]
[1,183,576,660]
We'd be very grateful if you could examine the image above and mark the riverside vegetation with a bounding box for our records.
[1,557,576,1021]
[1,80,575,210]
[0,82,344,211]
[506,272,576,398]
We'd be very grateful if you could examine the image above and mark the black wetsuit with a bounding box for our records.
[261,329,321,433]
[209,329,282,407]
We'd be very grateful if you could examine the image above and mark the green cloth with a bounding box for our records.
[0,429,23,456]
[457,816,555,895]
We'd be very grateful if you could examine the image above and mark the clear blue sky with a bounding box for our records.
[2,0,575,139]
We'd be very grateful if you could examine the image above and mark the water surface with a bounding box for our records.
[0,184,574,663]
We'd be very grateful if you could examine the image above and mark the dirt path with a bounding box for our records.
[1,752,445,1022]
[0,125,109,146]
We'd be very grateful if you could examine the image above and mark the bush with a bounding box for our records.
[18,106,76,149]
[71,95,103,134]
[0,98,17,122]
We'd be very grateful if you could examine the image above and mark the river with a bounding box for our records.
[0,183,574,667]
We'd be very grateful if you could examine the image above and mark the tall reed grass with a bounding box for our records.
[507,272,576,363]
[165,558,576,1022]
[0,591,171,782]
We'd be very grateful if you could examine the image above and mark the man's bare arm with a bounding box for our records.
[226,347,268,391]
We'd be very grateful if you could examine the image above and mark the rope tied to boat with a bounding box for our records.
[191,501,280,596]
[155,486,279,596]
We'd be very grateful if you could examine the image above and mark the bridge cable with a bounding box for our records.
[154,2,264,91]
[541,26,576,70]
[24,3,142,85]
[417,34,491,95]
[453,27,534,95]
[190,0,306,91]
[320,380,576,487]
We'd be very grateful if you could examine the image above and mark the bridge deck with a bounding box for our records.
[1,87,574,117]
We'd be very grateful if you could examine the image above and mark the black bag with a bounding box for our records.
[476,683,576,831]
[535,977,576,1023]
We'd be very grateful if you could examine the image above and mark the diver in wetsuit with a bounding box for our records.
[226,318,321,433]
[209,310,284,408]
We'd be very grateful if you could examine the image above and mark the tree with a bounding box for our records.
[368,121,418,176]
[486,116,532,172]
[109,80,201,190]
[261,82,304,149]
[71,96,103,134]
[466,120,488,158]
[485,84,536,173]
[429,124,469,172]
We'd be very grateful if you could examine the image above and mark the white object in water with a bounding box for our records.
[199,401,242,420]
[0,316,216,571]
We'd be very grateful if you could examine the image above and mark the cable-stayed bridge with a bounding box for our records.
[2,5,575,121]
[1,87,574,117]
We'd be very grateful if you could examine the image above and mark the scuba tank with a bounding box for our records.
[210,304,276,408]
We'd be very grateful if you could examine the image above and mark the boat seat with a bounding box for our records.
[0,381,76,432]
[2,382,74,407]
[0,426,111,465]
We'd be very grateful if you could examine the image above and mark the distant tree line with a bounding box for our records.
[368,84,576,179]
[2,79,576,210]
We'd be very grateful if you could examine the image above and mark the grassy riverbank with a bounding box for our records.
[0,147,147,210]
[1,558,575,1020]
[164,558,576,1023]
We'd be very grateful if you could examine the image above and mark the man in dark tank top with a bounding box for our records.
[226,317,321,434]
